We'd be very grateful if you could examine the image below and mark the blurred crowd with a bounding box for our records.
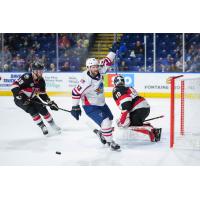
[0,33,91,72]
[113,33,200,72]
[0,33,200,72]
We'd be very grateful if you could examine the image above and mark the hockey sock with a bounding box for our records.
[43,113,53,123]
[32,114,44,127]
[101,127,113,143]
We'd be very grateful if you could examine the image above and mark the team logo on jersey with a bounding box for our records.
[30,83,34,87]
[24,74,29,79]
[95,82,104,94]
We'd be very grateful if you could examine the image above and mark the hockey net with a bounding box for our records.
[170,76,200,149]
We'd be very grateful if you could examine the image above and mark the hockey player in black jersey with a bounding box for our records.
[11,62,61,135]
[112,75,161,142]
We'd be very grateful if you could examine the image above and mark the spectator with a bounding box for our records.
[129,49,136,58]
[82,36,89,48]
[159,57,170,72]
[60,61,70,72]
[118,43,127,59]
[12,54,25,71]
[134,41,144,55]
[49,63,56,72]
[119,60,128,71]
[26,48,36,66]
[38,54,47,67]
[2,64,12,72]
[59,35,71,49]
[187,55,200,72]
[0,46,12,65]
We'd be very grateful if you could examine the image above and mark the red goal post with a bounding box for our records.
[169,75,200,149]
[168,75,184,148]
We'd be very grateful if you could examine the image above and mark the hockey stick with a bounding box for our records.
[144,115,164,122]
[30,100,71,113]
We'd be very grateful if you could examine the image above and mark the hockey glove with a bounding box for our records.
[71,105,81,120]
[47,100,59,111]
[16,93,30,105]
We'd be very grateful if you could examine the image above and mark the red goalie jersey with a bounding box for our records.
[112,75,161,142]
[112,84,150,127]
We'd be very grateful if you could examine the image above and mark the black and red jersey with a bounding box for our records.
[112,86,150,112]
[11,73,50,102]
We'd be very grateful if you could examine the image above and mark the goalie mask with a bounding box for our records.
[114,75,125,86]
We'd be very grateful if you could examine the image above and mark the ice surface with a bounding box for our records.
[1,96,200,166]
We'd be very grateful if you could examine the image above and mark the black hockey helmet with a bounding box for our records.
[113,75,125,86]
[32,62,44,71]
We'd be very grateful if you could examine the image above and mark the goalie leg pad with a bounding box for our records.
[129,125,155,142]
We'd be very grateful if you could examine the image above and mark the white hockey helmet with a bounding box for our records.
[86,58,99,68]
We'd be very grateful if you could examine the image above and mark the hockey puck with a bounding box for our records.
[56,151,61,155]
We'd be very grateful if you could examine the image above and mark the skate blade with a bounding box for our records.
[45,130,61,137]
[110,148,121,152]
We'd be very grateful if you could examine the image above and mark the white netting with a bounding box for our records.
[174,77,200,150]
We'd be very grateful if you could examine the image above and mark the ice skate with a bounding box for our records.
[41,125,48,135]
[153,128,162,142]
[93,129,107,144]
[107,140,121,151]
[50,121,61,133]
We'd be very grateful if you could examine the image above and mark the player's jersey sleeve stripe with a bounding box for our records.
[115,94,132,106]
[72,90,80,96]
[11,84,19,89]
[73,88,81,95]
[72,96,80,99]
[130,97,145,110]
[21,88,34,92]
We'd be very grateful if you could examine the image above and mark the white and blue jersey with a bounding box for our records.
[71,52,115,126]
[72,71,106,106]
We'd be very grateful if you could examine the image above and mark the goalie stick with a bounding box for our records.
[144,115,164,122]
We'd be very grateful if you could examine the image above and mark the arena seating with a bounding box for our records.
[1,33,200,72]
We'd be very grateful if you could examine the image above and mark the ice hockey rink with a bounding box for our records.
[1,96,200,166]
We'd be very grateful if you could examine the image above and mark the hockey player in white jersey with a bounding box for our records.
[71,51,120,150]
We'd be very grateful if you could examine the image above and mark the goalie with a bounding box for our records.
[112,75,161,142]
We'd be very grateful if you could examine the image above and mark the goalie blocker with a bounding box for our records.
[112,75,162,142]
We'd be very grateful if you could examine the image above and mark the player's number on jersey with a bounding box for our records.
[116,92,121,98]
[18,79,24,85]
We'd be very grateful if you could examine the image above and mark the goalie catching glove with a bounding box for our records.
[71,105,81,120]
